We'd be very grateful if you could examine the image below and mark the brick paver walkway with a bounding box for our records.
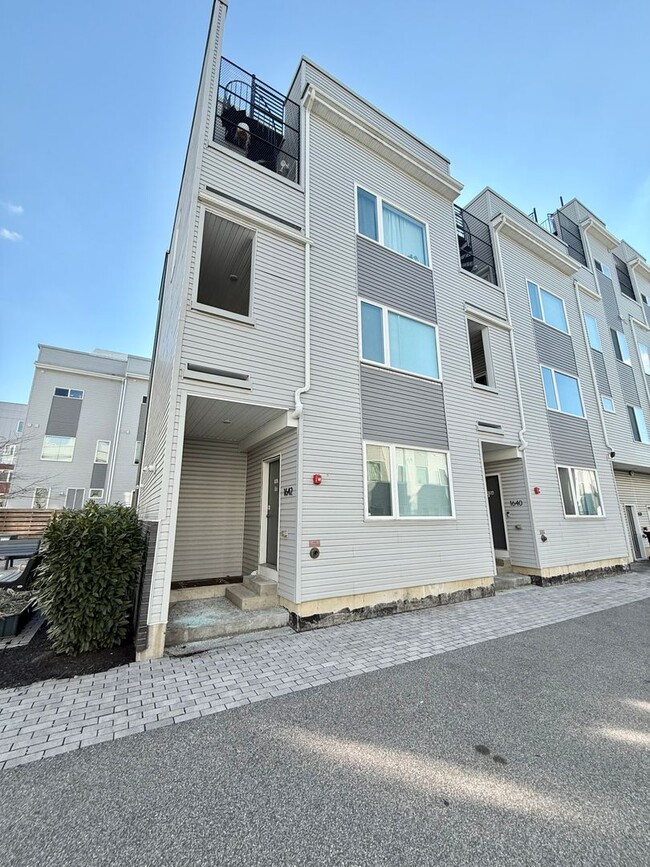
[1,573,648,770]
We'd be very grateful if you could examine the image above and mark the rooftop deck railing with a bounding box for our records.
[214,57,300,183]
[455,206,498,286]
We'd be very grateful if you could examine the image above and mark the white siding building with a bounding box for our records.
[136,0,648,659]
[8,346,150,510]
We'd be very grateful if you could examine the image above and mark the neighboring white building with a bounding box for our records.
[0,401,28,504]
[8,345,150,510]
[136,1,649,659]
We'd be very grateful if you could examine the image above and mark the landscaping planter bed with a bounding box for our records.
[0,590,35,638]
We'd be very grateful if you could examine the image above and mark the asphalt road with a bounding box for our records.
[4,599,649,867]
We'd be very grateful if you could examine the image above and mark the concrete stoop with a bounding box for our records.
[165,596,289,647]
[494,572,532,592]
[225,574,279,611]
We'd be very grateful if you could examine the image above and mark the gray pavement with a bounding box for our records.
[2,571,649,769]
[2,598,649,866]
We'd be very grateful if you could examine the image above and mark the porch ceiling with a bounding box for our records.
[184,396,288,444]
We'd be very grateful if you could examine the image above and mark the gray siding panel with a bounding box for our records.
[360,365,448,449]
[533,321,577,374]
[591,350,611,396]
[595,271,620,328]
[618,363,640,404]
[45,397,82,437]
[172,440,247,583]
[356,236,436,321]
[90,463,107,490]
[547,413,595,468]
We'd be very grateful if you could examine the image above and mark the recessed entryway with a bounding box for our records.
[259,456,280,579]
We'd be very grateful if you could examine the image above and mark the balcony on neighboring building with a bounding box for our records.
[214,57,300,183]
[530,209,587,267]
[455,206,498,285]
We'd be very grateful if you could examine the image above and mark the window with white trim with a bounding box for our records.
[94,440,111,464]
[594,260,612,279]
[41,435,75,461]
[628,406,650,443]
[612,329,631,364]
[584,313,602,351]
[134,440,143,465]
[1,443,16,463]
[557,466,604,517]
[541,367,584,417]
[601,395,615,413]
[467,319,494,388]
[54,387,84,399]
[356,188,429,266]
[638,342,650,375]
[527,280,568,333]
[0,470,12,484]
[33,488,50,509]
[365,443,453,518]
[360,300,439,379]
[196,212,253,317]
[16,420,24,434]
[88,489,104,499]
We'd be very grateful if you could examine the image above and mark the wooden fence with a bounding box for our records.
[0,509,56,538]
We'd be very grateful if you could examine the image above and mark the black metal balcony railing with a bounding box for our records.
[553,211,587,266]
[214,57,300,183]
[455,206,498,286]
[613,254,636,300]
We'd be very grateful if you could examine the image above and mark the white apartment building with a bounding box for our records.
[8,345,150,510]
[135,0,650,658]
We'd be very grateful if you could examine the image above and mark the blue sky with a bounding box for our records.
[2,0,649,404]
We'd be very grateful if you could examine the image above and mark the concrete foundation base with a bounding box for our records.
[512,556,630,583]
[282,577,494,631]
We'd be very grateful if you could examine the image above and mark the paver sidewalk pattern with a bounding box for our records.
[1,573,648,770]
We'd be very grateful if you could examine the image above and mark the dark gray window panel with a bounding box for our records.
[45,396,82,437]
[90,463,108,490]
[136,402,147,441]
[533,321,578,374]
[360,365,448,450]
[547,413,595,468]
[594,271,621,328]
[65,488,85,510]
[618,362,640,404]
[356,236,436,322]
[591,350,611,397]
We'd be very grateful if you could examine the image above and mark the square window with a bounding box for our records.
[595,260,612,279]
[541,367,584,416]
[197,212,253,317]
[527,281,568,332]
[41,435,75,462]
[381,203,428,265]
[396,448,452,517]
[89,489,104,499]
[388,312,438,378]
[558,467,603,517]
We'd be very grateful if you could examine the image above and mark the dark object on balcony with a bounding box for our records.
[455,206,498,286]
[613,254,636,300]
[554,211,587,266]
[215,58,300,181]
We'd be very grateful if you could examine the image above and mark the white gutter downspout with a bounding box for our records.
[105,375,127,503]
[491,215,528,452]
[291,86,315,605]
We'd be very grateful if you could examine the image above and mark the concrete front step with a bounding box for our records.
[225,583,279,611]
[243,574,278,597]
[494,572,532,592]
[165,596,289,647]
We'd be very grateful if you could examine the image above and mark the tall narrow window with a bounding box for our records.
[360,301,384,363]
[196,212,254,317]
[638,342,650,375]
[584,313,602,351]
[467,319,494,387]
[357,188,378,240]
[365,444,392,517]
[628,406,650,443]
[32,488,50,509]
[612,330,631,364]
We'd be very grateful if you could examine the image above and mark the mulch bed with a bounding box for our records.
[0,623,134,690]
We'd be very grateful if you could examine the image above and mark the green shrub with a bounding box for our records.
[36,501,145,655]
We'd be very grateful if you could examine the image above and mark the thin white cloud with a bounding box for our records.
[0,228,23,242]
[1,201,24,215]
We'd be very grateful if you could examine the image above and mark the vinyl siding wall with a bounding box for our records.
[297,112,529,603]
[242,429,298,601]
[498,232,628,568]
[172,440,247,582]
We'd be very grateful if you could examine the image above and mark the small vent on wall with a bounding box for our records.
[477,421,504,434]
[184,362,251,389]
